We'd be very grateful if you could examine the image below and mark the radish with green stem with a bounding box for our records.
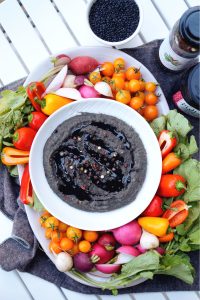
[73,253,94,272]
[89,244,115,264]
[98,233,116,251]
[54,252,73,272]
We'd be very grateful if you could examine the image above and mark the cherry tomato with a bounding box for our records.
[129,96,144,110]
[39,211,51,227]
[58,222,69,232]
[13,127,36,151]
[159,232,174,243]
[157,175,186,198]
[102,76,111,84]
[128,79,141,93]
[49,241,61,254]
[162,200,189,228]
[67,227,82,243]
[45,217,59,230]
[51,231,63,243]
[113,71,126,80]
[83,231,99,242]
[145,93,158,105]
[110,77,125,91]
[89,71,102,84]
[68,243,79,256]
[45,228,53,239]
[60,237,74,251]
[115,90,131,104]
[101,62,115,77]
[113,57,125,71]
[143,105,158,121]
[139,80,146,91]
[145,82,157,92]
[135,91,145,101]
[125,67,141,80]
[124,81,130,90]
[142,195,164,217]
[28,112,47,131]
[78,240,92,253]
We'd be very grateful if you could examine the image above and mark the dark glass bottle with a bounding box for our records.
[159,7,200,71]
[172,63,200,118]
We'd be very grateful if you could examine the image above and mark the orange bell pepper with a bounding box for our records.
[1,147,29,165]
[138,217,169,237]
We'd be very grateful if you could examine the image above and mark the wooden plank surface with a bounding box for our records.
[166,291,200,300]
[0,212,13,244]
[61,288,99,300]
[133,292,166,300]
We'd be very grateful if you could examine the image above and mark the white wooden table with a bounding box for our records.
[0,0,199,299]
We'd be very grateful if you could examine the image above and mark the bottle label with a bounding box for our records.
[173,91,200,118]
[159,36,193,71]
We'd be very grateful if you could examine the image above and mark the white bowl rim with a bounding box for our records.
[86,0,143,46]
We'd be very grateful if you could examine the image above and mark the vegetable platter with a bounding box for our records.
[0,46,199,294]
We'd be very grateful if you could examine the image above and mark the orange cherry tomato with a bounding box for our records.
[49,241,61,254]
[45,228,53,239]
[135,91,145,101]
[113,71,126,80]
[159,232,174,243]
[113,57,125,71]
[102,76,111,84]
[68,243,79,256]
[145,82,157,92]
[143,105,159,121]
[89,71,101,84]
[60,237,74,251]
[67,226,82,243]
[83,231,99,242]
[125,67,141,80]
[51,231,63,243]
[45,217,59,230]
[128,79,141,93]
[124,81,130,90]
[78,240,92,253]
[39,211,51,227]
[101,62,115,77]
[129,96,144,110]
[58,222,69,232]
[139,80,146,91]
[145,93,158,105]
[110,77,125,91]
[116,89,131,104]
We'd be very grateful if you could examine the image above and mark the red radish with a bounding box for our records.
[98,233,116,251]
[112,220,142,245]
[155,247,165,255]
[43,65,68,96]
[54,54,71,66]
[135,244,147,254]
[95,264,121,274]
[89,244,115,264]
[79,85,100,98]
[69,56,99,75]
[73,253,94,272]
[116,246,140,257]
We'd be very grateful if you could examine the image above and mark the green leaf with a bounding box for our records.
[8,165,19,177]
[184,202,200,232]
[150,115,166,137]
[188,136,198,155]
[166,110,193,137]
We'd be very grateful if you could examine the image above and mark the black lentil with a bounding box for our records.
[89,0,140,42]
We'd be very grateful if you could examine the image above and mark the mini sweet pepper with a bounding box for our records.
[138,217,169,237]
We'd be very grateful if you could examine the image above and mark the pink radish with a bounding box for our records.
[112,220,142,245]
[98,233,116,251]
[117,246,140,257]
[43,65,68,96]
[135,244,147,254]
[79,85,100,98]
[55,87,82,100]
[95,264,121,274]
[155,247,165,255]
[69,56,99,75]
[89,244,115,264]
[73,253,94,272]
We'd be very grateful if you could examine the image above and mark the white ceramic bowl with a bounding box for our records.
[86,0,143,46]
[30,98,162,231]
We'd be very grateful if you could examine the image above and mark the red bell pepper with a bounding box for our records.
[158,130,177,158]
[27,82,46,111]
[20,164,33,206]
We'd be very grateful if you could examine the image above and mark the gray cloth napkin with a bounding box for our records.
[0,40,199,294]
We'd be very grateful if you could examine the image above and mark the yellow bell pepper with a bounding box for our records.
[41,94,74,115]
[138,217,169,237]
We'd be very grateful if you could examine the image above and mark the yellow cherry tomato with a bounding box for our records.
[45,216,59,230]
[78,240,92,253]
[89,71,102,84]
[116,90,131,104]
[128,79,141,93]
[67,226,82,243]
[113,57,125,71]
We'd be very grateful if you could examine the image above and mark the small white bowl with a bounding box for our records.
[86,0,143,47]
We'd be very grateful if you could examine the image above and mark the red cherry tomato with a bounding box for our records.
[142,195,164,217]
[28,112,47,131]
[13,127,36,151]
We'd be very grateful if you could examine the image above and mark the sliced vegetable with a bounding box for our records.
[157,174,186,197]
[162,200,189,228]
[138,217,169,237]
[95,264,121,274]
[158,130,177,158]
[43,65,68,96]
[28,111,47,131]
[13,127,36,150]
[19,164,33,206]
[54,252,73,272]
[1,147,29,165]
[142,195,163,217]
[116,246,140,257]
[69,56,99,75]
[79,85,100,98]
[55,87,82,100]
[27,81,46,111]
[94,81,113,97]
[140,230,159,249]
[162,152,182,174]
[159,232,174,243]
[41,94,73,115]
[112,220,142,245]
[73,253,94,272]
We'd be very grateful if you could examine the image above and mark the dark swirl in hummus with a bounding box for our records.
[43,113,147,212]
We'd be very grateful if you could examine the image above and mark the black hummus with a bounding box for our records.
[43,113,147,212]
